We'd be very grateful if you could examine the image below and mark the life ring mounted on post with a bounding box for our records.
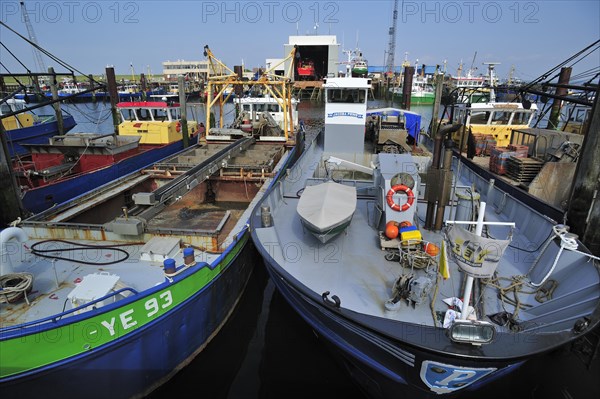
[386,184,415,212]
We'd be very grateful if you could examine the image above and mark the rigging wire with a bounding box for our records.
[0,42,31,74]
[0,21,106,86]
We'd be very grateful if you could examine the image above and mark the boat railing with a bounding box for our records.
[0,287,139,334]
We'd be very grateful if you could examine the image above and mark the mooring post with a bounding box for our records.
[105,67,120,134]
[140,73,147,101]
[88,74,96,102]
[431,72,444,137]
[178,75,190,148]
[547,67,572,130]
[402,66,414,110]
[47,67,64,134]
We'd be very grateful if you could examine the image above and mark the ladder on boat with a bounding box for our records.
[310,86,322,101]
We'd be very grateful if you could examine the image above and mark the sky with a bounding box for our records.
[1,0,599,83]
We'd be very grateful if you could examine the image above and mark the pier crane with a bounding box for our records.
[19,1,46,72]
[384,0,399,78]
[203,45,298,143]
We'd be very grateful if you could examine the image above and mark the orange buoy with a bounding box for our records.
[386,220,399,228]
[385,224,399,239]
[399,221,412,229]
[424,242,440,256]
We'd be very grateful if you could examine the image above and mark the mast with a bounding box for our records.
[483,62,500,103]
[20,1,46,72]
[385,0,399,77]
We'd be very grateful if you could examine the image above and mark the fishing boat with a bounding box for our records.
[1,98,77,158]
[231,94,301,138]
[57,80,87,96]
[13,99,202,213]
[0,47,302,399]
[351,51,368,78]
[391,74,436,105]
[449,101,538,150]
[450,70,489,103]
[249,76,600,397]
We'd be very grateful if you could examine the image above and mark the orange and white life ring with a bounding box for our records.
[386,184,415,212]
[175,121,182,132]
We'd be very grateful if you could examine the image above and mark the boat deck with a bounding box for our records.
[254,139,600,334]
[2,140,289,329]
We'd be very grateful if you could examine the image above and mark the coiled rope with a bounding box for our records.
[0,273,34,304]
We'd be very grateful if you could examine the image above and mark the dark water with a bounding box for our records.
[46,98,600,399]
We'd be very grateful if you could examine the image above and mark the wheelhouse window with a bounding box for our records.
[469,111,490,124]
[1,103,11,114]
[326,88,366,104]
[511,111,531,125]
[491,111,510,125]
[120,109,137,121]
[169,108,180,120]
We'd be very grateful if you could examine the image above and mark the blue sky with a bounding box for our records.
[1,1,599,82]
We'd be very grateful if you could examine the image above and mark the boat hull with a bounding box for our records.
[352,67,368,77]
[6,115,77,158]
[0,233,257,399]
[391,91,435,105]
[410,94,435,105]
[21,135,198,214]
[260,257,525,397]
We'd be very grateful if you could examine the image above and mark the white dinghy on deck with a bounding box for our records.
[297,181,357,244]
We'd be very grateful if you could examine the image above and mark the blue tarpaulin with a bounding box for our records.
[366,108,421,142]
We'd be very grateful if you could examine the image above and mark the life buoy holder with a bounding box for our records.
[386,184,415,212]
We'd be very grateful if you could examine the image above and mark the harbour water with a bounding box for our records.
[31,98,600,398]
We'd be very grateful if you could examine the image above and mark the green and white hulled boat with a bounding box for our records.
[0,47,303,399]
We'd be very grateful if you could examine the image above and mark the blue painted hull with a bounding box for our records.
[21,135,199,214]
[259,256,525,398]
[0,234,257,399]
[6,115,77,158]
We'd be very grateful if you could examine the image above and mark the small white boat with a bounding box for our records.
[297,181,357,243]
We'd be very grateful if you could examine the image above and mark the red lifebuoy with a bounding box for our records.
[386,184,415,212]
[175,122,182,132]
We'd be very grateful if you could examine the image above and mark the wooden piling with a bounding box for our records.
[178,75,190,148]
[88,74,96,102]
[47,67,64,134]
[547,67,572,129]
[140,73,147,101]
[431,73,444,136]
[402,66,414,110]
[105,67,120,134]
[567,86,600,255]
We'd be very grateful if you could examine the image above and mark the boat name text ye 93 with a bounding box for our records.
[100,290,174,336]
